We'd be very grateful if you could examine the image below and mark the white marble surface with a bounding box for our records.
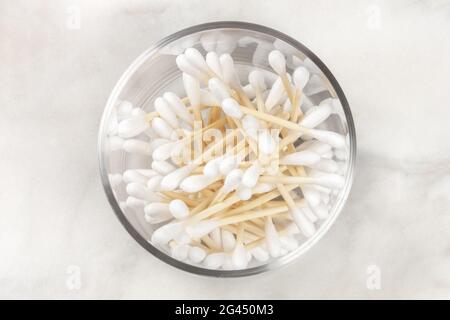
[1,0,450,299]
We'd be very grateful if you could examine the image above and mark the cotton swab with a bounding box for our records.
[182,73,203,123]
[169,199,190,219]
[163,92,193,123]
[276,183,316,237]
[248,70,267,112]
[184,48,214,77]
[154,97,179,128]
[151,117,176,140]
[118,114,149,138]
[268,50,295,103]
[176,54,209,83]
[205,51,223,79]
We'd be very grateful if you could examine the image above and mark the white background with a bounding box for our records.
[1,0,450,299]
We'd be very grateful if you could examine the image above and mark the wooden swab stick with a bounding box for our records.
[239,106,308,132]
[217,185,301,218]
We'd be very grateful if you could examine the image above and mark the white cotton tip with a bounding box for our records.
[154,97,179,128]
[160,164,195,191]
[151,222,184,245]
[221,256,234,270]
[145,211,172,224]
[219,155,238,175]
[309,159,339,173]
[126,183,155,201]
[108,107,118,135]
[241,161,262,188]
[108,136,124,151]
[321,192,330,205]
[280,236,299,252]
[301,205,318,223]
[242,114,259,131]
[136,169,158,178]
[200,32,218,52]
[151,117,175,140]
[231,243,248,269]
[182,73,201,107]
[108,174,122,188]
[248,70,267,92]
[265,218,282,257]
[265,77,285,111]
[210,228,222,249]
[308,129,346,149]
[163,92,192,123]
[146,175,163,191]
[221,98,243,119]
[185,47,211,75]
[268,50,286,75]
[301,185,321,207]
[174,231,192,245]
[123,170,148,185]
[208,77,230,101]
[176,54,207,82]
[151,160,176,175]
[144,202,170,217]
[118,115,148,138]
[223,168,243,192]
[216,32,237,54]
[314,173,345,189]
[206,51,223,79]
[203,252,226,269]
[337,161,347,175]
[291,208,316,238]
[188,246,206,263]
[258,130,277,155]
[253,183,275,194]
[311,203,329,219]
[242,115,259,140]
[293,66,310,90]
[219,53,236,85]
[335,148,348,161]
[200,89,220,106]
[296,140,315,151]
[122,139,152,156]
[116,100,133,119]
[243,84,256,100]
[186,220,219,239]
[169,199,190,219]
[221,230,236,252]
[152,141,178,161]
[237,185,252,201]
[180,174,215,193]
[280,150,321,166]
[131,108,146,117]
[126,196,147,208]
[300,104,333,128]
[171,244,190,261]
[250,246,270,262]
[203,157,222,178]
[306,140,332,155]
[149,138,170,152]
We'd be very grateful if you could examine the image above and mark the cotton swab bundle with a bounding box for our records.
[110,45,349,270]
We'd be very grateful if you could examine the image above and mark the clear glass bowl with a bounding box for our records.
[98,21,356,277]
